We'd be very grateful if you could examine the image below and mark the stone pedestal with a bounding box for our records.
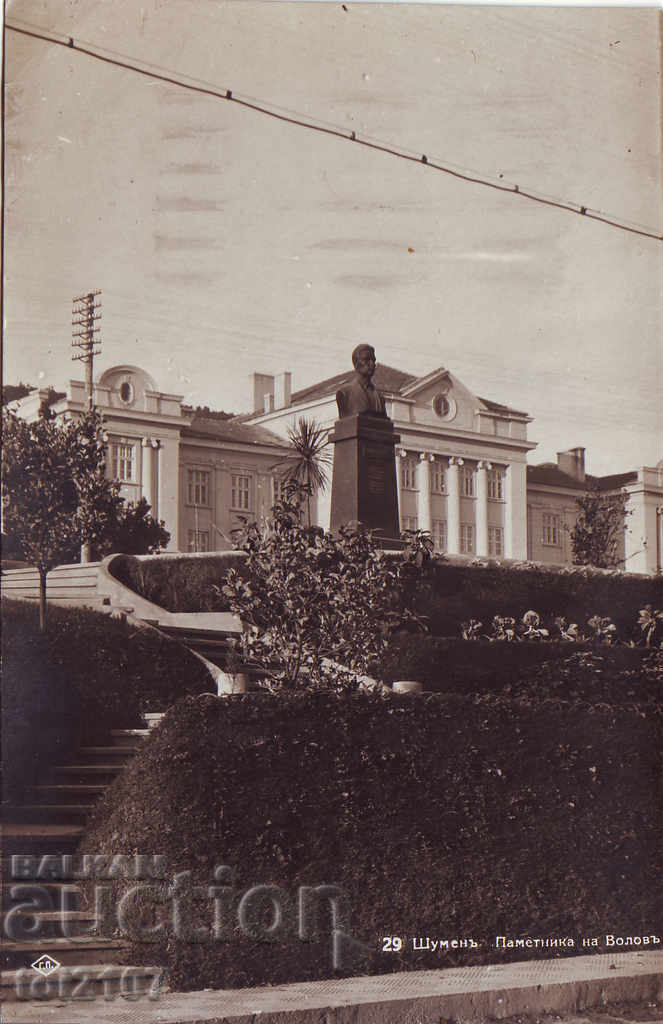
[329,413,401,543]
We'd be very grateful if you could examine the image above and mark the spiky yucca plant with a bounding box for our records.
[274,417,332,526]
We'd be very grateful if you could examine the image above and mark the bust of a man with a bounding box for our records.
[336,344,387,418]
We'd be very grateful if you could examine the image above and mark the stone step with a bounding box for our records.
[110,728,149,745]
[50,764,123,785]
[3,908,101,941]
[4,804,95,824]
[32,783,108,802]
[2,881,83,912]
[1,963,165,1003]
[2,824,85,857]
[3,937,132,969]
[77,745,141,760]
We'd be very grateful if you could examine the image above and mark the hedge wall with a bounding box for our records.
[79,678,663,991]
[418,561,663,639]
[2,600,213,799]
[109,553,246,613]
[380,636,658,706]
[110,551,663,639]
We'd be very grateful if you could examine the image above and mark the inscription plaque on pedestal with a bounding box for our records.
[329,413,400,541]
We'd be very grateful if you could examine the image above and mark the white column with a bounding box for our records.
[396,448,406,531]
[142,438,158,512]
[476,460,491,556]
[152,440,160,520]
[504,461,528,559]
[447,457,463,554]
[417,452,433,533]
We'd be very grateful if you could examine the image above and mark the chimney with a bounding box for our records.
[273,372,292,410]
[557,447,586,482]
[263,393,275,413]
[251,373,274,414]
[37,387,51,418]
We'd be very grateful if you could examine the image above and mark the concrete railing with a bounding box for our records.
[1,562,104,608]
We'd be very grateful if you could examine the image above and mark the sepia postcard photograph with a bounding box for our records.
[2,1,663,1021]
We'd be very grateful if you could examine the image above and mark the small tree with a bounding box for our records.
[220,495,432,690]
[569,484,630,569]
[2,407,123,630]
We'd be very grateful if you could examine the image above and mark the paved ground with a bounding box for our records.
[3,951,662,1024]
[496,1002,663,1024]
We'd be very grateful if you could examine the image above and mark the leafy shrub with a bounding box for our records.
[79,687,663,991]
[220,500,433,689]
[638,606,663,647]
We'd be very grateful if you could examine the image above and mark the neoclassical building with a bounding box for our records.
[16,365,292,554]
[13,362,662,573]
[527,448,663,576]
[244,364,662,574]
[243,364,534,560]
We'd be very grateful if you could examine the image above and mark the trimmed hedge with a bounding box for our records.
[79,674,662,991]
[109,552,663,639]
[418,561,663,640]
[380,635,659,706]
[1,599,213,799]
[109,553,246,613]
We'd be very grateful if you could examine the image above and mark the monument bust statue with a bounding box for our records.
[336,344,387,418]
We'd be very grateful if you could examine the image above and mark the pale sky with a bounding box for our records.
[4,1,662,476]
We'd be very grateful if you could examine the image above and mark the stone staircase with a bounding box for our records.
[1,723,166,1004]
[0,562,113,611]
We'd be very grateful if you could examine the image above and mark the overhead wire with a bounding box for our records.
[6,20,663,243]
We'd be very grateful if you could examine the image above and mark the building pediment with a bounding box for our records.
[391,369,484,432]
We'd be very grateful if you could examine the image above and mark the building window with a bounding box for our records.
[488,526,504,557]
[431,463,446,494]
[111,441,136,482]
[187,529,209,552]
[542,513,561,546]
[432,519,447,552]
[462,466,475,497]
[119,380,135,405]
[488,468,504,500]
[460,523,475,554]
[401,514,418,532]
[187,469,210,506]
[400,457,418,491]
[231,474,251,511]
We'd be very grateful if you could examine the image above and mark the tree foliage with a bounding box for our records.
[219,495,433,690]
[2,408,169,629]
[2,382,35,406]
[96,497,170,558]
[569,484,630,569]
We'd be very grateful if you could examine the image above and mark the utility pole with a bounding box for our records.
[72,291,102,563]
[72,291,102,410]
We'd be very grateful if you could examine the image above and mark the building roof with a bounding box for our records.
[593,470,638,490]
[528,464,639,493]
[182,416,288,449]
[288,364,528,418]
[289,363,418,405]
[477,396,530,418]
[527,464,587,490]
